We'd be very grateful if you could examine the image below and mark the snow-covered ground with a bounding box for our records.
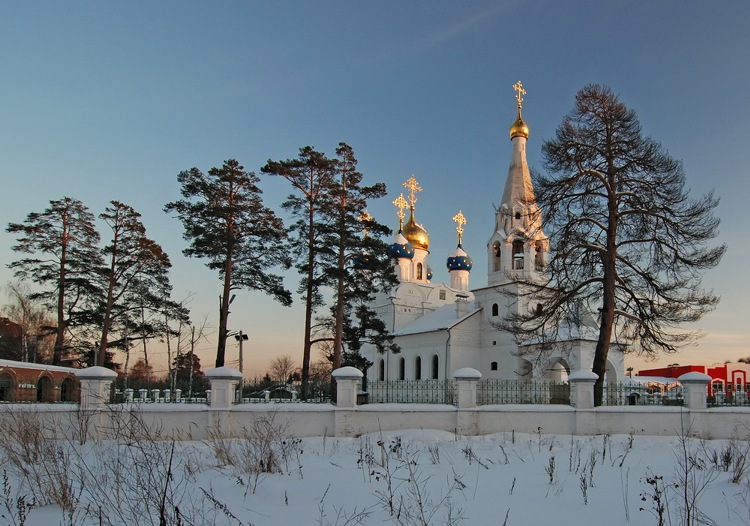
[5,422,750,525]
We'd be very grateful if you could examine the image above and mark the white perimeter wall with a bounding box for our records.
[5,404,750,441]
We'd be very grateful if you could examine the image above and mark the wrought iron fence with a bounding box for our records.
[600,383,683,407]
[477,379,570,405]
[707,389,750,408]
[367,380,456,404]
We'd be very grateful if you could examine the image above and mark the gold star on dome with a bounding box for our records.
[392,194,408,230]
[452,210,467,245]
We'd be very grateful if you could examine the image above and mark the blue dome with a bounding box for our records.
[426,265,433,281]
[447,244,473,271]
[390,230,415,260]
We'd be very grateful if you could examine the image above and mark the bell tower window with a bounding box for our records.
[535,241,545,271]
[492,242,502,271]
[512,240,525,270]
[416,263,423,280]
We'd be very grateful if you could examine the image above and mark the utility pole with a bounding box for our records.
[234,331,249,391]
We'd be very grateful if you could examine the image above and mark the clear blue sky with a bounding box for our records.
[1,1,748,377]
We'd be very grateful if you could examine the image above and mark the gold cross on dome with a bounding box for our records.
[453,210,467,245]
[513,80,526,109]
[359,210,373,237]
[403,175,422,208]
[392,194,408,229]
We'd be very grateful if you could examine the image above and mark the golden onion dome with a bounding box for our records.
[402,209,430,251]
[509,109,529,140]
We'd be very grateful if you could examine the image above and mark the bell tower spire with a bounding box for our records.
[488,81,548,286]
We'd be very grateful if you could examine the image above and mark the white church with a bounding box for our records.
[366,83,625,385]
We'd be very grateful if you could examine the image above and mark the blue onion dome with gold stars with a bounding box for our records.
[390,230,415,259]
[446,244,473,271]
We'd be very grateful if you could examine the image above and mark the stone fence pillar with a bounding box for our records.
[679,372,711,410]
[205,367,242,409]
[75,366,118,410]
[332,367,363,408]
[453,368,482,409]
[569,370,598,409]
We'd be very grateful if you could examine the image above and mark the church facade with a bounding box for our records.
[366,83,625,385]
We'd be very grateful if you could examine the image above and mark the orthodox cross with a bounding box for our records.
[513,80,526,109]
[452,210,467,245]
[403,175,422,209]
[393,194,408,230]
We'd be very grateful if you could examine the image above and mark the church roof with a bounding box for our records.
[395,302,481,336]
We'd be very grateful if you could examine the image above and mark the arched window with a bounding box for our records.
[431,355,439,379]
[0,373,14,402]
[379,359,385,381]
[492,242,502,271]
[512,240,524,270]
[415,356,422,380]
[535,241,545,271]
[399,358,406,380]
[416,263,423,280]
[491,303,499,317]
[36,376,54,403]
[491,362,498,371]
[515,211,521,220]
[60,378,76,402]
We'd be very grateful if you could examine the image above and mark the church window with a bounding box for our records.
[512,240,524,270]
[492,340,496,345]
[399,358,405,380]
[432,355,439,379]
[439,290,446,300]
[491,362,498,371]
[515,211,521,220]
[379,359,385,381]
[535,241,545,271]
[415,356,422,380]
[416,263,423,280]
[492,242,502,271]
[536,303,543,316]
[491,303,499,317]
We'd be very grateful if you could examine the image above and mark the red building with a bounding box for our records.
[639,363,750,394]
[0,359,79,402]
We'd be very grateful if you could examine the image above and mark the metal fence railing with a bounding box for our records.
[367,380,456,404]
[477,379,570,405]
[600,383,683,406]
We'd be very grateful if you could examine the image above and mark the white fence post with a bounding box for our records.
[569,370,598,409]
[75,366,117,410]
[679,372,711,410]
[332,367,363,408]
[205,367,242,409]
[453,368,481,408]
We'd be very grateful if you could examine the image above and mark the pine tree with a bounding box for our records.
[262,147,337,396]
[96,201,173,367]
[165,159,291,367]
[6,197,102,365]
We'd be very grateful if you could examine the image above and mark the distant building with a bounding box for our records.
[0,359,79,402]
[640,363,750,394]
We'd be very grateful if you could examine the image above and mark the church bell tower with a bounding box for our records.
[487,81,548,287]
